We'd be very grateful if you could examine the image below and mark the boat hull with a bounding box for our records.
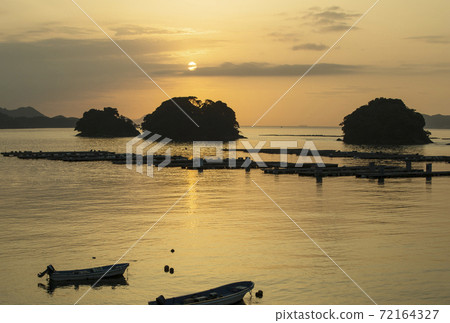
[38,276,128,294]
[48,263,129,281]
[148,281,254,305]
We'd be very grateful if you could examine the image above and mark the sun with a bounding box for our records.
[188,61,197,71]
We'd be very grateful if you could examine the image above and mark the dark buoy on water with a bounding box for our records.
[92,257,96,259]
[255,290,263,298]
[169,267,174,274]
[171,249,175,253]
[164,265,169,272]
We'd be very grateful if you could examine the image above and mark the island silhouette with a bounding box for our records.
[422,114,450,129]
[0,107,78,129]
[141,97,243,141]
[75,107,139,137]
[340,98,432,145]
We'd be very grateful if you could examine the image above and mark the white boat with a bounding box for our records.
[37,263,129,281]
[148,281,254,305]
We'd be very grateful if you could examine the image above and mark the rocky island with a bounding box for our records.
[340,98,432,145]
[75,107,139,137]
[141,97,243,141]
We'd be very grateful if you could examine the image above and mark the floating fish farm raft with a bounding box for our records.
[2,150,450,183]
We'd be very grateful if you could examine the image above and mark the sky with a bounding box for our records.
[0,0,449,126]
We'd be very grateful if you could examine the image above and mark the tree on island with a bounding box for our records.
[75,107,140,137]
[141,97,243,141]
[340,98,432,145]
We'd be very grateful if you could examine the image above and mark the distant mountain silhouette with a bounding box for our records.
[0,107,78,129]
[141,97,243,141]
[0,106,46,118]
[341,98,432,145]
[422,114,450,129]
[75,107,140,137]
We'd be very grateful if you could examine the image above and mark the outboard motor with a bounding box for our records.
[37,265,55,278]
[155,295,166,305]
[37,271,46,278]
[37,268,48,278]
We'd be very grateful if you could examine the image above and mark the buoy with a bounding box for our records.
[255,290,263,298]
[169,267,174,274]
[164,265,169,272]
[92,257,96,259]
[171,249,175,253]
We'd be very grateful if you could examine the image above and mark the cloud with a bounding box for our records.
[0,24,97,42]
[269,6,359,47]
[181,62,364,77]
[0,37,179,62]
[405,35,450,44]
[111,24,197,37]
[302,6,360,33]
[268,31,300,42]
[0,36,214,108]
[292,43,328,51]
[180,62,450,78]
[389,63,450,75]
[0,35,220,62]
[0,22,207,43]
[319,24,355,32]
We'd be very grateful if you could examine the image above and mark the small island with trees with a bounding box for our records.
[141,96,243,141]
[340,98,432,145]
[75,107,139,137]
[73,97,243,140]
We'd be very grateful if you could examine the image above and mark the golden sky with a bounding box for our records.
[0,0,449,126]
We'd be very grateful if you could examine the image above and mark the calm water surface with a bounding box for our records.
[0,127,449,304]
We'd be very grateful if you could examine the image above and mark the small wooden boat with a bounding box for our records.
[37,263,129,281]
[148,281,254,305]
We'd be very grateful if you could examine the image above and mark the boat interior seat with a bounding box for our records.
[194,296,208,302]
[209,292,218,299]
